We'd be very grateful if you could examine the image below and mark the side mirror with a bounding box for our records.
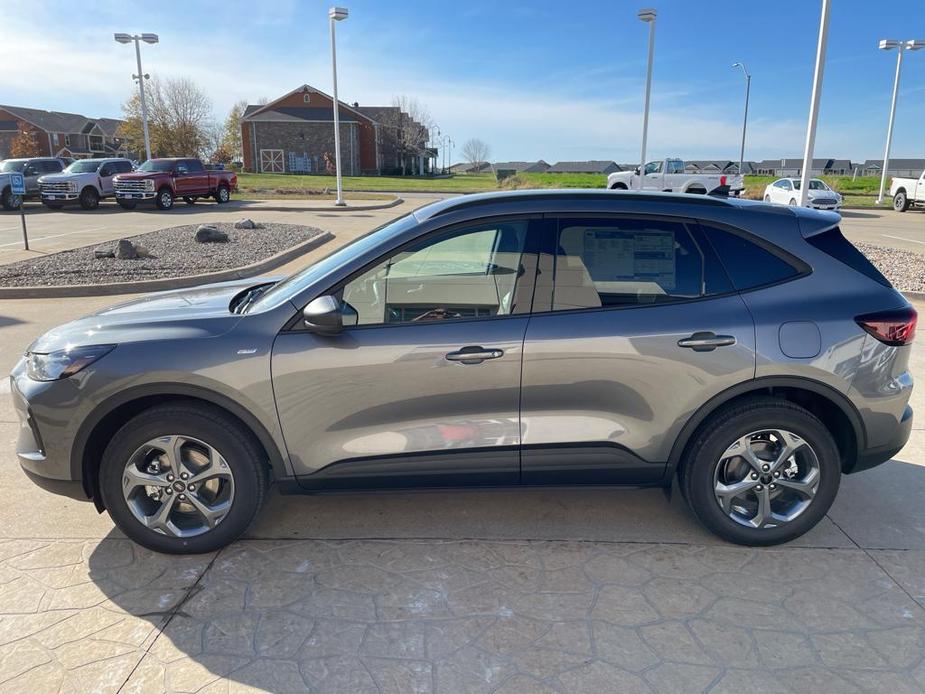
[303,295,346,335]
[634,167,641,175]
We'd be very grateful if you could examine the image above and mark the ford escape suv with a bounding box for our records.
[11,191,915,554]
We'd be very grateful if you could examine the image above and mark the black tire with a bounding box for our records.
[79,187,100,210]
[893,191,908,212]
[680,398,840,546]
[2,186,21,210]
[117,200,137,210]
[214,184,230,203]
[99,403,268,554]
[155,187,174,210]
[184,196,197,205]
[609,183,628,191]
[789,198,797,206]
[764,195,771,202]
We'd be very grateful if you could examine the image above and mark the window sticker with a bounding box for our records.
[579,228,676,289]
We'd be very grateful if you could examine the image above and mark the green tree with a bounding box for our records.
[221,100,247,162]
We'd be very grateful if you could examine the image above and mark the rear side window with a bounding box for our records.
[702,225,800,290]
[186,159,204,172]
[805,227,891,287]
[550,218,732,310]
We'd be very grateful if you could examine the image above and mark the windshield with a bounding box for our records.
[138,160,177,172]
[249,213,420,312]
[792,180,829,191]
[65,160,104,174]
[0,160,25,172]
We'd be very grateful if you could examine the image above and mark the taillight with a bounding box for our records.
[856,307,917,346]
[720,175,727,186]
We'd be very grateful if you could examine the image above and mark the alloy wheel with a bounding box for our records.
[122,434,235,537]
[713,429,820,529]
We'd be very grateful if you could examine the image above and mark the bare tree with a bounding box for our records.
[118,75,213,158]
[461,138,490,173]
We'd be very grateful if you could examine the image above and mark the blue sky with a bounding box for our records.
[2,0,923,164]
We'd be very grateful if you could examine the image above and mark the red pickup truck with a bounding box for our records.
[113,157,237,210]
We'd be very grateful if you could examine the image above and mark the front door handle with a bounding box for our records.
[677,332,736,352]
[445,346,504,364]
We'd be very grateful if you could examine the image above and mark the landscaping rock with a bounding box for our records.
[233,218,256,229]
[195,225,229,243]
[94,245,114,259]
[114,239,137,259]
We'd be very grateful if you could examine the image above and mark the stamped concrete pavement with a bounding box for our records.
[0,217,924,691]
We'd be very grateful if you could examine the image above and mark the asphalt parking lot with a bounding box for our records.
[0,206,924,692]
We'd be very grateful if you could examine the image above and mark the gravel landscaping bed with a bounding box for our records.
[0,222,325,287]
[855,242,925,293]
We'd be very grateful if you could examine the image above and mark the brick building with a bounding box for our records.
[241,85,432,175]
[0,105,127,160]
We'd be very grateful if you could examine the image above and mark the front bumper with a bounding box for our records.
[849,405,913,474]
[115,191,156,200]
[42,192,79,202]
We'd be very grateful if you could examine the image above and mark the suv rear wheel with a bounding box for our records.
[99,404,268,554]
[681,398,840,546]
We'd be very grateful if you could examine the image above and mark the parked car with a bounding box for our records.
[113,157,237,210]
[12,190,914,553]
[0,157,67,210]
[608,158,744,195]
[38,158,135,210]
[890,169,925,212]
[763,178,843,210]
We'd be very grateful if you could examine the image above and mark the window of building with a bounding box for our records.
[303,93,311,103]
[64,135,71,146]
[341,220,530,325]
[550,218,731,310]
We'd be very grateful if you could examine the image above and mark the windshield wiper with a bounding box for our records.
[231,283,275,314]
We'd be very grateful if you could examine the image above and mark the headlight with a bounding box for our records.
[68,181,78,193]
[144,179,155,191]
[26,345,115,381]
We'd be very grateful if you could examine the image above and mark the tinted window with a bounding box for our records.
[806,227,891,287]
[550,218,731,310]
[42,161,63,173]
[342,220,530,325]
[115,161,133,173]
[185,159,204,172]
[702,225,800,290]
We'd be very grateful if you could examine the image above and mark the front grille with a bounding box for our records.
[115,180,149,193]
[812,198,837,206]
[40,182,72,193]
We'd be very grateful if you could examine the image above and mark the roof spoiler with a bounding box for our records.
[793,207,841,238]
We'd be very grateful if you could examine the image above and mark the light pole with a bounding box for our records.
[732,62,750,180]
[876,39,924,204]
[798,0,830,207]
[637,8,657,190]
[329,7,348,206]
[114,33,158,162]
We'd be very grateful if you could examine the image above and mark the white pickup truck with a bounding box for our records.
[608,158,743,196]
[39,157,134,210]
[890,170,925,212]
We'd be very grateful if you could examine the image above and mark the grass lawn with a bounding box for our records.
[237,171,888,208]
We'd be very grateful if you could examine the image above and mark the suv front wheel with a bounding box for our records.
[681,399,840,546]
[99,403,268,554]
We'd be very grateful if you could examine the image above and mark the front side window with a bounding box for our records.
[341,220,531,326]
[550,218,730,310]
[644,161,662,175]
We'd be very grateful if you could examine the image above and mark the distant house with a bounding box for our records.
[755,158,853,177]
[240,84,432,175]
[492,160,550,174]
[683,160,758,176]
[862,159,925,178]
[449,161,491,174]
[0,104,127,160]
[547,160,621,174]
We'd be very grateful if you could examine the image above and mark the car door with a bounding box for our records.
[23,162,43,194]
[271,217,542,489]
[98,162,116,195]
[520,214,756,484]
[643,161,664,190]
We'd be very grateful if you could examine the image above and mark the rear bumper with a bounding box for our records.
[849,405,913,473]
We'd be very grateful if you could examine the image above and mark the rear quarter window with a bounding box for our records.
[701,224,802,290]
[804,226,891,287]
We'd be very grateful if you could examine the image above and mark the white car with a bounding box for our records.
[763,178,842,210]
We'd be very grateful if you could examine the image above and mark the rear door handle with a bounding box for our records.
[445,346,504,364]
[677,332,736,352]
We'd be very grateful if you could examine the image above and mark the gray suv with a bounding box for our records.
[11,191,915,553]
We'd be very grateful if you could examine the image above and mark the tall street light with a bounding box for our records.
[876,39,925,205]
[114,32,158,162]
[732,62,751,180]
[329,7,348,206]
[637,8,657,190]
[798,0,830,207]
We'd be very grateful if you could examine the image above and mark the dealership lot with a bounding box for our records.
[0,207,924,692]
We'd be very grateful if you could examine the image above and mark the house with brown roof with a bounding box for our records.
[240,85,432,175]
[0,105,127,160]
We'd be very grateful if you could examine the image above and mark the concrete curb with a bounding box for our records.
[903,291,925,302]
[0,231,334,299]
[236,196,404,211]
